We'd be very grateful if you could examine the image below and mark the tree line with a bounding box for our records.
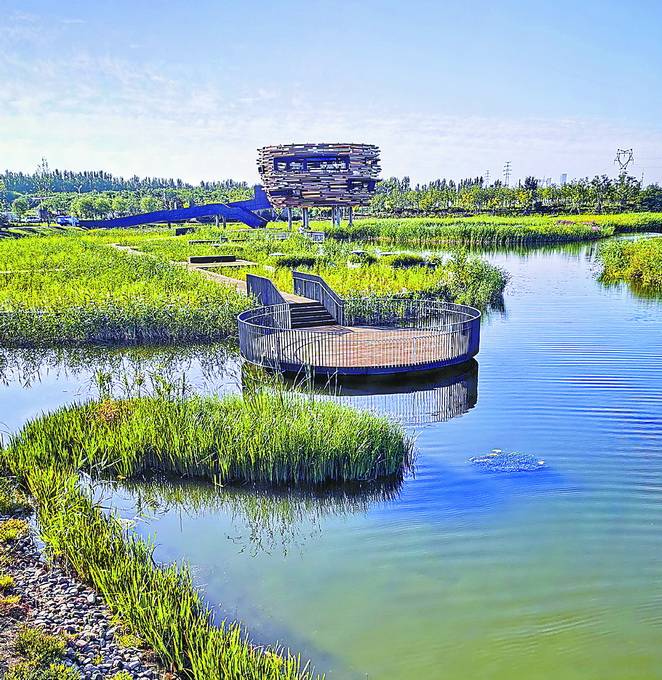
[368,175,662,215]
[2,160,662,222]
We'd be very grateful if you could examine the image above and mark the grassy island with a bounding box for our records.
[9,391,412,484]
[598,237,662,291]
[2,390,412,679]
[323,212,662,246]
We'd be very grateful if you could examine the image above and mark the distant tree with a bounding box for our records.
[111,195,129,216]
[12,196,29,221]
[614,173,641,211]
[94,195,112,218]
[589,175,612,213]
[139,195,161,213]
[70,195,97,218]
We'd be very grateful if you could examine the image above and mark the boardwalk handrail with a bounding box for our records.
[246,274,287,306]
[292,271,345,324]
[238,297,480,375]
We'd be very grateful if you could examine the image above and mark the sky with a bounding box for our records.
[1,0,661,185]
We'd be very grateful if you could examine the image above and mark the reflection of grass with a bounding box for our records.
[0,343,235,389]
[599,237,662,291]
[115,475,404,554]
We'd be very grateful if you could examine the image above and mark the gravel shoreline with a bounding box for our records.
[1,512,171,680]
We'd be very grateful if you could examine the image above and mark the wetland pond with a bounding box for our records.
[1,240,661,680]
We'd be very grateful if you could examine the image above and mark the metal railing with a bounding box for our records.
[238,296,480,375]
[292,271,345,324]
[246,274,287,306]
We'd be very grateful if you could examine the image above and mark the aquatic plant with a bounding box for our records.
[0,235,250,346]
[598,237,662,291]
[8,392,412,485]
[0,371,414,678]
[324,213,662,247]
[116,228,507,307]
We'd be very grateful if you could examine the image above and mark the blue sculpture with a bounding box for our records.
[79,186,272,229]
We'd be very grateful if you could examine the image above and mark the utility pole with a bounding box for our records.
[503,161,512,187]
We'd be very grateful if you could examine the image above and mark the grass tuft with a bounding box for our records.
[599,237,662,291]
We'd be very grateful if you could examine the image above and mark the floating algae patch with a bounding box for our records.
[469,449,545,472]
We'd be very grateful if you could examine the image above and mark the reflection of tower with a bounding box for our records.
[264,361,479,426]
[503,161,512,186]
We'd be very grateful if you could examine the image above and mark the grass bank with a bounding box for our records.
[598,237,662,291]
[0,235,250,346]
[323,212,662,246]
[1,390,412,678]
[124,230,508,308]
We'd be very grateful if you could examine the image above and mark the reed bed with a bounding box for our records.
[21,467,316,680]
[323,212,662,246]
[131,230,508,308]
[0,235,250,346]
[8,392,412,484]
[3,389,412,678]
[598,237,662,291]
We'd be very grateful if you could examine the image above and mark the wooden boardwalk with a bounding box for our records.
[111,244,310,303]
[264,325,472,370]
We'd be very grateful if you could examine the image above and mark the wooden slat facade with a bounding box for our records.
[257,142,381,208]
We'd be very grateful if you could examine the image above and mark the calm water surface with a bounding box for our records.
[2,241,661,680]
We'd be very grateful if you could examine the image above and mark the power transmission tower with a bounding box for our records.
[614,148,634,175]
[484,170,490,186]
[503,161,511,186]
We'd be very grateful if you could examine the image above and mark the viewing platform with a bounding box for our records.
[238,272,481,376]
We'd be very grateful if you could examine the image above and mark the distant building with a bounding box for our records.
[560,173,567,186]
[257,143,381,227]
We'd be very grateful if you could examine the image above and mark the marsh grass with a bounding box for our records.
[1,378,412,678]
[8,392,412,485]
[598,237,662,291]
[324,212,662,246]
[0,235,250,346]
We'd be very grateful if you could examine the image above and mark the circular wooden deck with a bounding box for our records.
[238,301,481,376]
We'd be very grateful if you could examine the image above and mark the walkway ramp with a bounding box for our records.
[81,186,272,229]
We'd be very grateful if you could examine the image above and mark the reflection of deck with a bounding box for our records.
[277,361,479,425]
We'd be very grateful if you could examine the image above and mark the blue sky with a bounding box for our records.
[1,0,661,184]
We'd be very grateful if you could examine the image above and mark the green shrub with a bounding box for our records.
[14,627,66,665]
[272,254,318,268]
[599,237,662,290]
[381,253,427,268]
[5,661,80,680]
[347,252,377,264]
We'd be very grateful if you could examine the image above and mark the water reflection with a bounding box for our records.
[0,344,239,390]
[100,475,403,556]
[252,360,479,426]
